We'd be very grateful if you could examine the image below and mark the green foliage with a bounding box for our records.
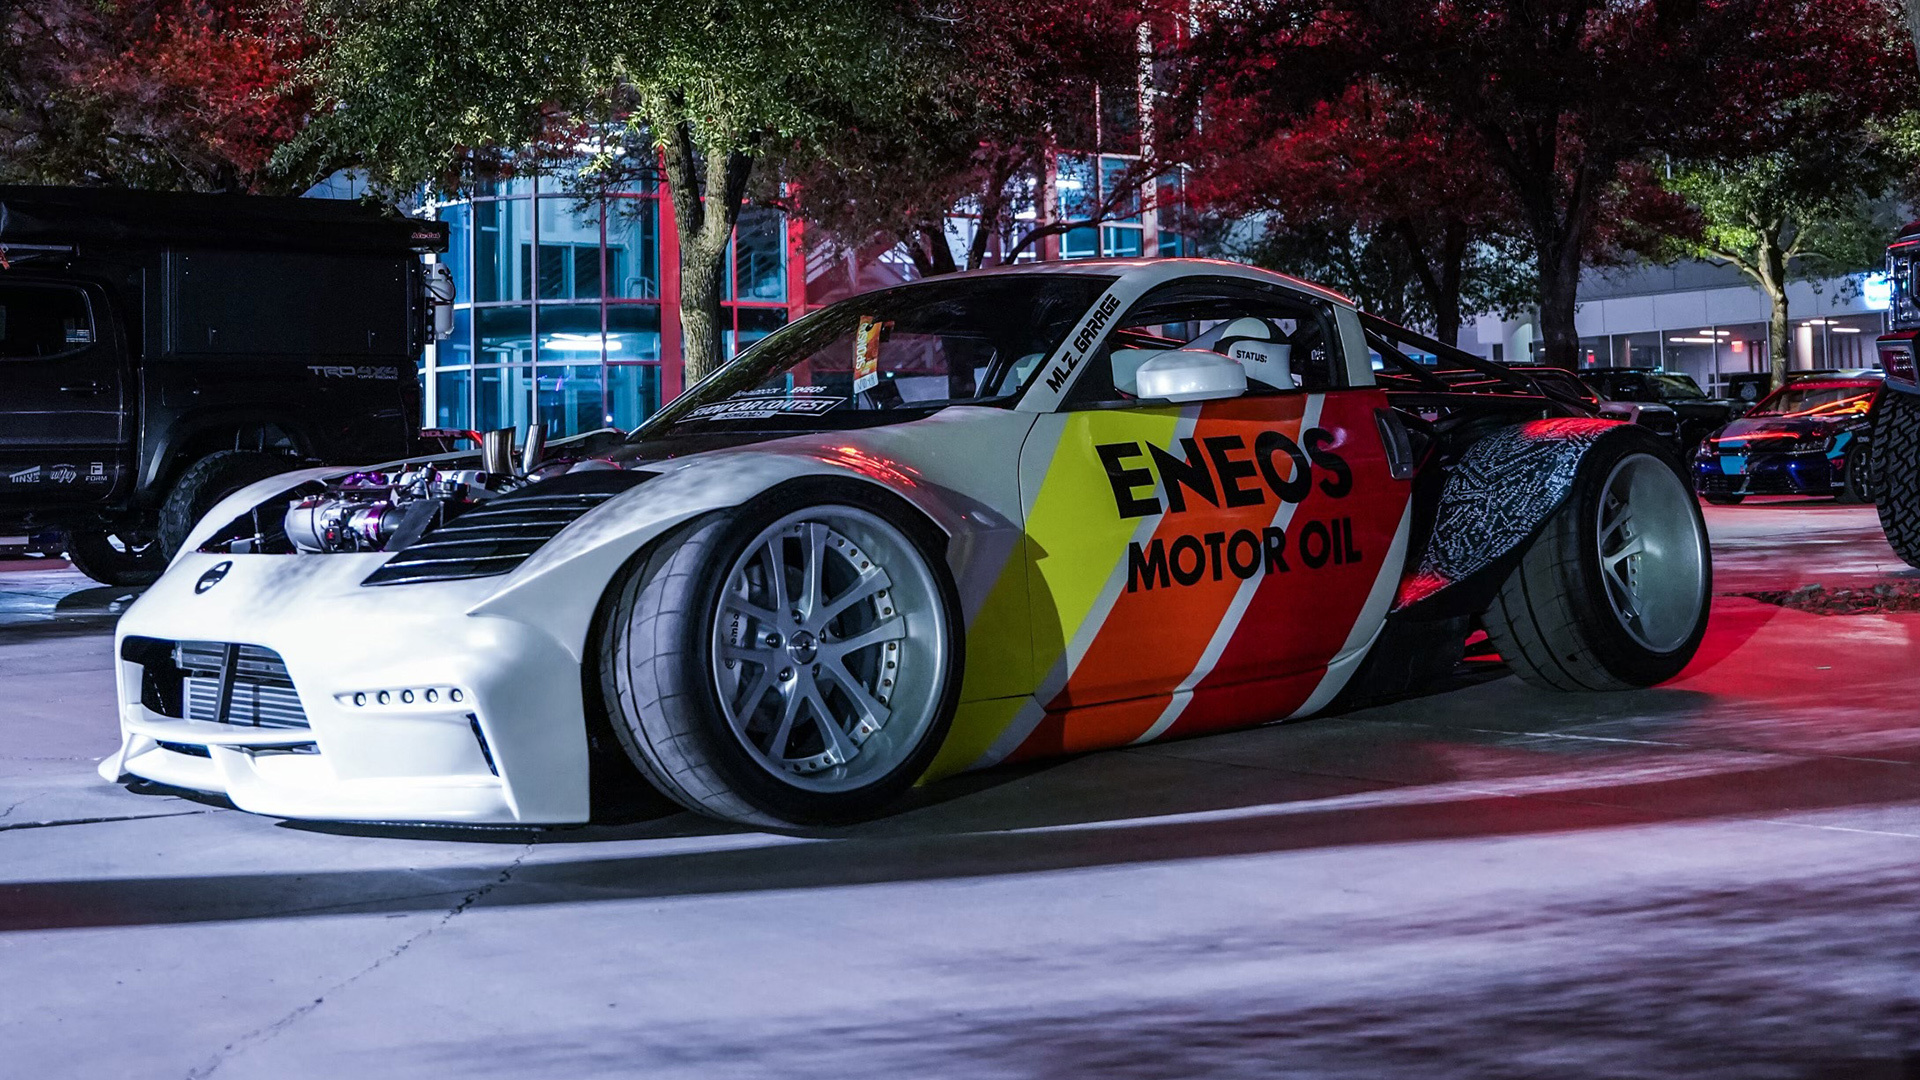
[290,0,934,194]
[1665,137,1905,288]
[1231,218,1534,335]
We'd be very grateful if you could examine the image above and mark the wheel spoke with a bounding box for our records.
[726,668,775,730]
[1601,501,1634,544]
[819,661,891,738]
[821,617,905,659]
[800,523,827,621]
[801,682,855,764]
[719,641,780,666]
[764,685,802,758]
[817,566,892,626]
[761,539,789,614]
[723,594,779,628]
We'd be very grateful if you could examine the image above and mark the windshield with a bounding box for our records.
[1750,384,1878,418]
[1649,374,1706,400]
[635,273,1117,437]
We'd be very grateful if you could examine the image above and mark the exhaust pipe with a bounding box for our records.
[481,428,515,476]
[520,423,546,476]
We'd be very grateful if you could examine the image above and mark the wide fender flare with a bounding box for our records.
[469,448,1019,660]
[1395,419,1675,619]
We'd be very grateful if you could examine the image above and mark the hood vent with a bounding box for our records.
[362,470,651,587]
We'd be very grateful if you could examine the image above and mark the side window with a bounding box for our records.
[1067,277,1344,406]
[0,284,95,360]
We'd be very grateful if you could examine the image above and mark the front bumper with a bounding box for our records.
[101,552,593,825]
[1694,450,1842,497]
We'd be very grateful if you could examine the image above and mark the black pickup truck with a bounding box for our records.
[0,187,447,584]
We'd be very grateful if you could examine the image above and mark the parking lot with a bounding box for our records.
[3,500,1919,1079]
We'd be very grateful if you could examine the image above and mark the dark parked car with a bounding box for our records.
[0,187,447,585]
[1693,374,1881,504]
[1579,369,1740,454]
[1514,367,1681,443]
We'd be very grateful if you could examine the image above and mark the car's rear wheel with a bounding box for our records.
[1484,446,1711,691]
[598,483,962,827]
[1703,492,1745,506]
[64,530,166,586]
[1874,389,1920,568]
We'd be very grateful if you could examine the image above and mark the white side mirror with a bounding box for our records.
[426,262,456,340]
[1136,349,1248,403]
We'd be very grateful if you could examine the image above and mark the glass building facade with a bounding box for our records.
[425,173,798,438]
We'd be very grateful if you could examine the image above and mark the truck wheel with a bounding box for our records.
[1484,445,1711,691]
[64,531,166,587]
[598,484,962,828]
[1874,390,1920,568]
[158,451,299,558]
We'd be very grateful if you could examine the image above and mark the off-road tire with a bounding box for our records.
[1703,493,1745,506]
[1873,389,1920,568]
[1483,444,1711,691]
[157,451,299,558]
[64,530,166,587]
[597,482,963,828]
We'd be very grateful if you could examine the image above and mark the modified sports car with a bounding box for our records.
[100,259,1712,828]
[1694,373,1882,505]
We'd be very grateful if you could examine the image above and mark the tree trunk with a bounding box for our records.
[659,115,758,385]
[1536,237,1583,369]
[1394,218,1469,347]
[1756,235,1791,387]
[679,260,725,390]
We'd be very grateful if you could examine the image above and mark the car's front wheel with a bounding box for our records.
[1484,445,1711,691]
[1703,492,1745,506]
[598,483,963,827]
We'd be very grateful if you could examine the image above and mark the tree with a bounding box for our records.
[1183,83,1532,345]
[1200,0,1912,368]
[299,0,939,382]
[0,0,321,195]
[1667,123,1909,385]
[766,0,1163,276]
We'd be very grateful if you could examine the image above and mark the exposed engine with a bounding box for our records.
[283,466,500,554]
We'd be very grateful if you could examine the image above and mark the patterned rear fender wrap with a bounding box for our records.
[930,389,1415,779]
[1394,417,1622,613]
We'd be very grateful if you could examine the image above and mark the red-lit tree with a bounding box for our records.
[769,0,1172,275]
[1199,0,1911,368]
[1182,83,1531,345]
[0,0,322,194]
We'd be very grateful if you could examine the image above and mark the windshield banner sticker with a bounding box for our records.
[687,387,842,421]
[853,317,885,395]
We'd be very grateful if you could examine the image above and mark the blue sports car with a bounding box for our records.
[1694,374,1882,504]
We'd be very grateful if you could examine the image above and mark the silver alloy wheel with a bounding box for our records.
[709,506,949,793]
[1595,454,1708,653]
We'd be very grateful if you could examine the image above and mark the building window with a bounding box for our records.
[426,169,678,438]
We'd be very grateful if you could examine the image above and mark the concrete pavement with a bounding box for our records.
[3,499,1919,1079]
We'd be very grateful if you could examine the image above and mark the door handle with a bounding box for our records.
[59,381,106,396]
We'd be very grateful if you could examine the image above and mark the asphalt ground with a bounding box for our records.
[2,498,1918,1080]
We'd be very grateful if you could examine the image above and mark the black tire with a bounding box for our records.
[1839,444,1871,504]
[1703,493,1745,506]
[1483,442,1712,691]
[597,481,964,828]
[1873,389,1920,568]
[157,451,299,558]
[64,530,166,586]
